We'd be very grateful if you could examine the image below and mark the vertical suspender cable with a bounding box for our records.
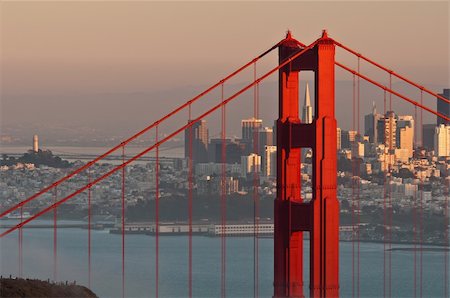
[155,126,159,298]
[414,105,418,298]
[54,186,58,282]
[445,164,449,297]
[221,82,227,298]
[387,164,391,298]
[386,85,392,298]
[19,205,23,278]
[253,61,260,298]
[357,57,361,298]
[122,145,126,298]
[383,89,387,298]
[88,168,92,289]
[387,73,393,298]
[389,74,392,111]
[419,90,423,298]
[188,104,193,298]
[352,73,356,298]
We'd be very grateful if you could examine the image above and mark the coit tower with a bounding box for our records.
[33,135,39,152]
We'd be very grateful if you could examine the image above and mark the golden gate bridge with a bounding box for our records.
[0,30,449,298]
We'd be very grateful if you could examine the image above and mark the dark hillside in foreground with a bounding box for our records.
[0,277,97,298]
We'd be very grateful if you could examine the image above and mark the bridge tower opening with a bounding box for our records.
[274,30,339,297]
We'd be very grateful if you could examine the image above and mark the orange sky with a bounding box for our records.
[1,1,448,94]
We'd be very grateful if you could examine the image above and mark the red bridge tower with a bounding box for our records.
[274,30,339,297]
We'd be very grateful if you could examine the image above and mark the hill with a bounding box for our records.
[0,277,97,298]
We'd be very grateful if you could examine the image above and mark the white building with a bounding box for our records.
[195,163,241,176]
[337,127,342,150]
[434,124,450,157]
[263,145,277,177]
[394,148,410,163]
[241,153,261,177]
[351,142,364,158]
[397,115,414,159]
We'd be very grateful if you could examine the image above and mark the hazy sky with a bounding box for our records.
[0,1,449,138]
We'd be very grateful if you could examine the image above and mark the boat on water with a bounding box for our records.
[2,211,32,220]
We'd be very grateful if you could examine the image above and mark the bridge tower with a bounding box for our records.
[274,30,339,297]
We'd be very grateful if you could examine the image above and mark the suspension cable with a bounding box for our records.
[335,62,449,122]
[333,40,450,105]
[0,38,286,220]
[0,41,318,238]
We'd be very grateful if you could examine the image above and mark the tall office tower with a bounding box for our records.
[241,118,263,141]
[336,127,342,150]
[341,130,357,149]
[33,135,39,152]
[396,115,414,158]
[258,127,273,156]
[364,101,383,143]
[348,130,357,143]
[434,124,450,157]
[376,118,385,146]
[422,124,436,150]
[242,118,263,154]
[208,138,232,163]
[437,88,449,126]
[185,120,209,164]
[302,83,313,124]
[383,111,397,151]
[240,153,261,178]
[263,145,277,177]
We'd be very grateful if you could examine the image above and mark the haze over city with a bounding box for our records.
[1,1,448,143]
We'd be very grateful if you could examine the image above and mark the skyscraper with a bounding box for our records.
[263,145,277,177]
[258,127,273,156]
[383,111,397,151]
[364,101,383,143]
[396,115,414,158]
[434,124,450,157]
[241,118,263,154]
[208,138,230,163]
[241,153,261,178]
[437,88,449,126]
[341,130,357,149]
[241,118,263,141]
[185,120,209,164]
[302,83,313,124]
[422,124,436,150]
